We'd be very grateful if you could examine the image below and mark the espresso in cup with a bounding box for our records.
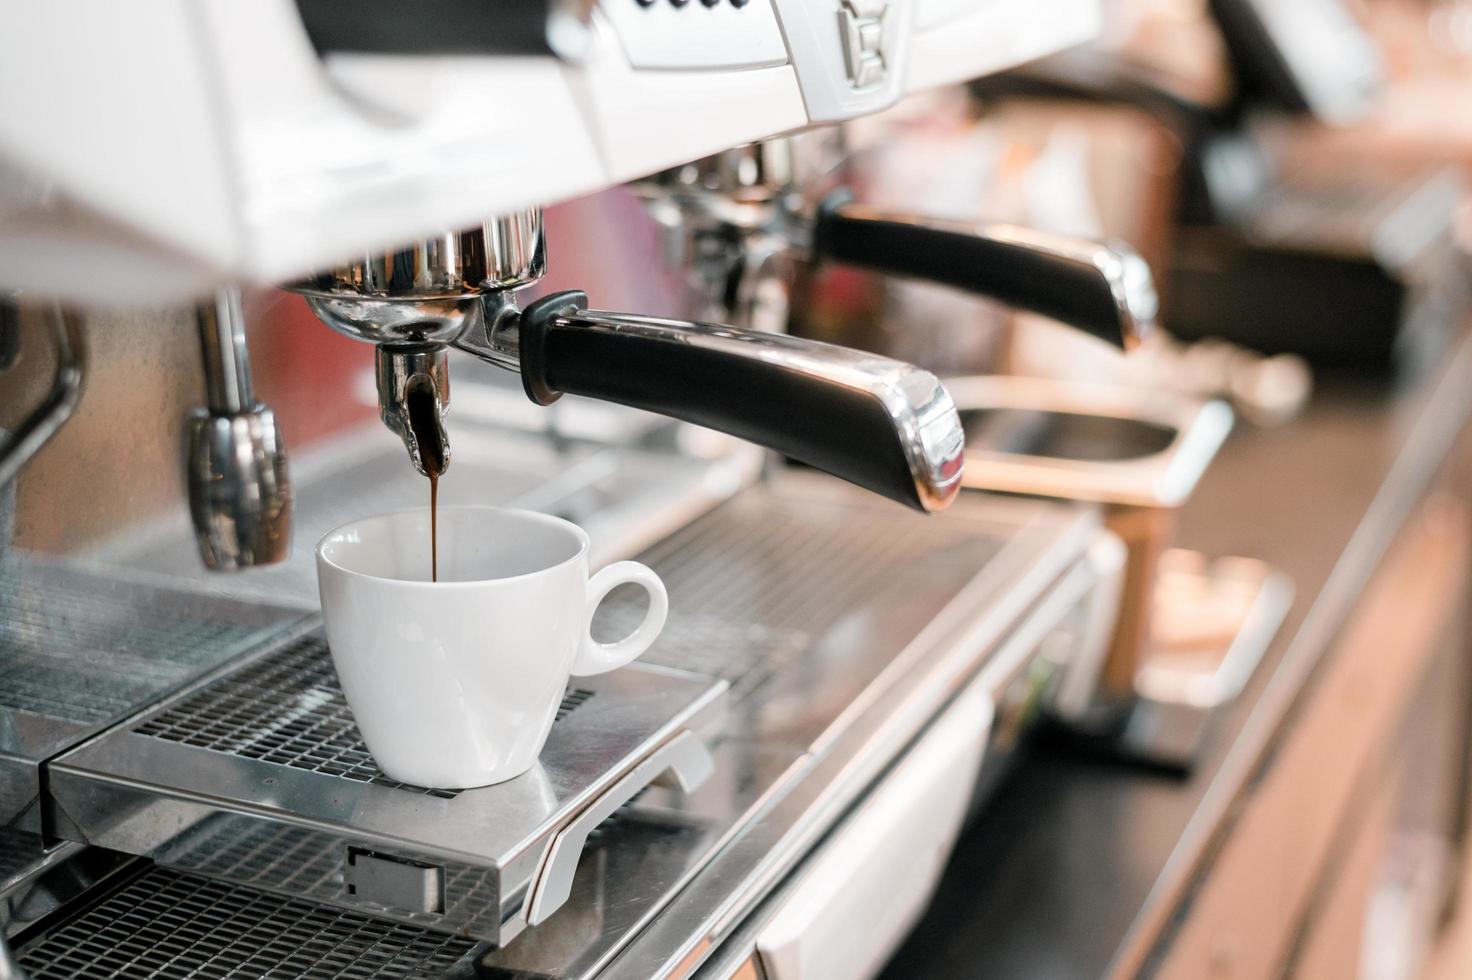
[316,507,668,789]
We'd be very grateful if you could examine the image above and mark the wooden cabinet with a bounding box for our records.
[1154,497,1471,980]
[1292,773,1396,980]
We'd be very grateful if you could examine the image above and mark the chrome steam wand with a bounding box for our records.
[186,289,292,570]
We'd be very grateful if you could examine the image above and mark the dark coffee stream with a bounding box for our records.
[429,474,439,582]
[405,381,447,582]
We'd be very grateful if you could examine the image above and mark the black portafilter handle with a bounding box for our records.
[515,291,965,514]
[812,193,1158,351]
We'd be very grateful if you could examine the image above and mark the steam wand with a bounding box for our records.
[186,289,292,570]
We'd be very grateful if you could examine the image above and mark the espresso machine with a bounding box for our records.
[0,3,1143,978]
[980,0,1468,374]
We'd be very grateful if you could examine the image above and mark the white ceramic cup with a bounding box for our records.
[316,506,668,789]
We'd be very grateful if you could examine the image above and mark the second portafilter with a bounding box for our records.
[287,210,965,513]
[637,137,1159,353]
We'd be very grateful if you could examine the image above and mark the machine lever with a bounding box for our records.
[517,290,966,514]
[814,194,1157,350]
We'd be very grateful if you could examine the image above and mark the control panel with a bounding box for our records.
[600,0,789,71]
[772,0,911,123]
[598,0,916,123]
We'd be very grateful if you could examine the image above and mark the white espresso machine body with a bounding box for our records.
[0,0,1101,305]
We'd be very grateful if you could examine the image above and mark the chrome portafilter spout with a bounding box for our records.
[286,210,965,513]
[186,289,291,570]
[376,344,450,477]
[292,212,547,477]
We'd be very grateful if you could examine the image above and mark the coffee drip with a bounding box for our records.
[404,378,448,582]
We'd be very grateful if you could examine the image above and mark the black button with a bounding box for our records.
[636,0,655,6]
[731,0,750,5]
[700,0,719,6]
[669,0,690,6]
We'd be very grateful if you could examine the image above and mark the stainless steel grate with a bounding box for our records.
[153,815,507,937]
[0,560,300,725]
[15,866,479,979]
[135,634,595,799]
[594,491,998,698]
[164,818,343,896]
[54,624,720,943]
[0,556,307,831]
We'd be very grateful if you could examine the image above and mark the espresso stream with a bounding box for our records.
[405,382,447,582]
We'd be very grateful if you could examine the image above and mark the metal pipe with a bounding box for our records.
[195,288,254,414]
[186,288,292,570]
[0,302,87,488]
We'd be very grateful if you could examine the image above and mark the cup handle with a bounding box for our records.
[572,561,669,676]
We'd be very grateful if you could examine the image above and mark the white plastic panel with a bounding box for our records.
[201,0,609,283]
[576,58,808,187]
[907,0,1102,95]
[770,0,913,124]
[756,681,995,980]
[0,0,1104,304]
[253,56,606,282]
[600,0,789,71]
[916,0,980,31]
[0,1,239,270]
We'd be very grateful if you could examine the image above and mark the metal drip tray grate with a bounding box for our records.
[48,628,726,944]
[0,557,307,828]
[595,490,1000,698]
[0,559,303,726]
[134,635,596,800]
[149,817,502,920]
[15,866,479,979]
[40,478,1076,972]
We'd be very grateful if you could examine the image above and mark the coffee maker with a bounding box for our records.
[0,3,1134,978]
[977,0,1468,374]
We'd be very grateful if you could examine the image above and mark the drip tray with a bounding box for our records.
[0,556,310,830]
[14,865,483,979]
[44,631,726,947]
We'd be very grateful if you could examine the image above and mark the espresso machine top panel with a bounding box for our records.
[0,0,1101,305]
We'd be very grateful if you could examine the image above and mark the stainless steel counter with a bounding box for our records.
[880,327,1472,979]
[9,445,1108,979]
